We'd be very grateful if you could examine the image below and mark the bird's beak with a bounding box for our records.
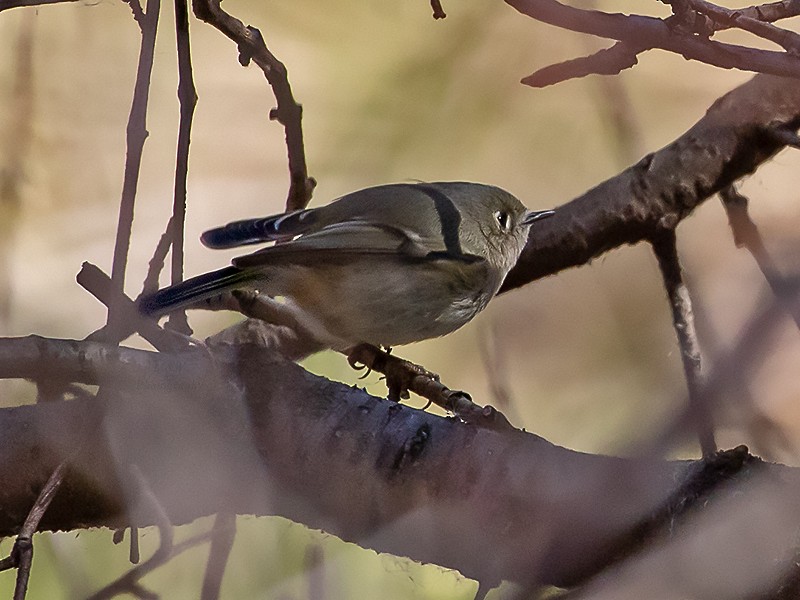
[522,209,555,225]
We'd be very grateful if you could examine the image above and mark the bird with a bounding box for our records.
[139,181,553,352]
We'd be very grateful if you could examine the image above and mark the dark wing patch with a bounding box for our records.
[201,208,318,249]
[232,221,482,269]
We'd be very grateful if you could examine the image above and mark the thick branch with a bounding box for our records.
[0,337,799,593]
[501,74,800,292]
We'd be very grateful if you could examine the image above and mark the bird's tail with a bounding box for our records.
[138,266,252,317]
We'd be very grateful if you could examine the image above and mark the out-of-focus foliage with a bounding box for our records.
[1,0,800,597]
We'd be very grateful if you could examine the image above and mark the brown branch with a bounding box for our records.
[506,0,800,79]
[522,41,645,87]
[122,0,145,25]
[167,0,198,337]
[77,262,194,353]
[107,0,160,336]
[191,0,315,211]
[0,0,79,10]
[431,0,446,19]
[651,230,717,457]
[646,283,800,453]
[501,74,800,293]
[0,462,68,600]
[720,184,800,330]
[687,0,800,53]
[0,337,800,594]
[200,512,236,600]
[140,219,175,297]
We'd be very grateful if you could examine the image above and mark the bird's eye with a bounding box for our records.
[494,210,512,232]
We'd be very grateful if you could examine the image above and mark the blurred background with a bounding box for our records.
[1,0,799,597]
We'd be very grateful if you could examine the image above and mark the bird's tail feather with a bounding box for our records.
[138,266,252,317]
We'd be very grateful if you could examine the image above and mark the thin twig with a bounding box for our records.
[646,282,800,453]
[167,0,198,337]
[122,0,145,27]
[688,278,794,460]
[78,262,196,352]
[687,0,800,53]
[141,218,175,296]
[506,0,800,80]
[15,464,67,599]
[107,0,160,338]
[200,512,236,600]
[720,184,800,331]
[0,462,68,600]
[651,229,717,457]
[523,41,646,87]
[191,0,315,211]
[0,0,80,10]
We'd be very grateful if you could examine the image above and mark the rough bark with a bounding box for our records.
[501,73,800,292]
[2,337,799,592]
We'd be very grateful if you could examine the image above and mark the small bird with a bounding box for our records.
[139,181,553,352]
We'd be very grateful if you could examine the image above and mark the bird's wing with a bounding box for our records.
[232,221,482,269]
[201,208,318,249]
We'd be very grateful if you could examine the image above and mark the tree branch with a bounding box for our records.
[191,0,315,211]
[501,74,800,292]
[0,337,799,593]
[506,0,800,80]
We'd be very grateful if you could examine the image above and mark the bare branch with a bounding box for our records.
[651,230,716,457]
[107,0,160,337]
[0,0,79,11]
[506,0,800,79]
[687,0,800,53]
[1,462,68,600]
[522,41,645,87]
[501,74,800,293]
[648,282,800,452]
[720,185,800,330]
[191,0,315,211]
[431,0,446,19]
[0,337,800,592]
[167,0,198,337]
[200,513,236,600]
[77,262,195,352]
